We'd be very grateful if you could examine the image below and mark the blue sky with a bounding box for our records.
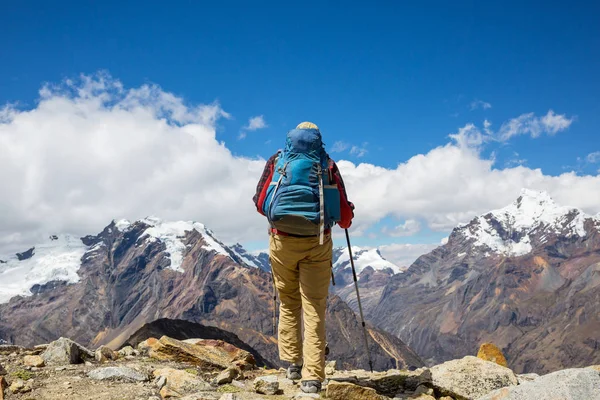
[1,1,600,264]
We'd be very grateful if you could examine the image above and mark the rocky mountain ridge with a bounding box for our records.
[369,189,600,374]
[0,217,422,372]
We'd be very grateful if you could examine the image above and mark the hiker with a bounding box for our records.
[253,121,354,393]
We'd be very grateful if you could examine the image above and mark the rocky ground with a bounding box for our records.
[0,338,599,400]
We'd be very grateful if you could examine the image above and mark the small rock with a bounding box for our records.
[55,366,67,371]
[438,397,455,400]
[325,360,337,375]
[155,375,167,389]
[88,366,149,382]
[125,355,136,360]
[294,393,320,399]
[118,345,136,357]
[412,395,435,400]
[0,363,6,376]
[95,345,118,363]
[477,343,508,368]
[160,386,181,398]
[517,373,540,384]
[231,379,246,389]
[253,375,279,395]
[153,367,212,394]
[414,384,434,396]
[9,378,32,394]
[41,337,94,366]
[326,381,387,400]
[219,394,237,400]
[23,355,45,367]
[85,361,93,366]
[213,367,241,385]
[148,397,161,400]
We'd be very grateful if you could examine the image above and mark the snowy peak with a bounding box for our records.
[0,234,88,304]
[454,189,598,257]
[333,246,403,275]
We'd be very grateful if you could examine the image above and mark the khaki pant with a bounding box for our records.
[269,232,332,382]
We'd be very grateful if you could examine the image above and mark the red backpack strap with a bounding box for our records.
[253,152,279,215]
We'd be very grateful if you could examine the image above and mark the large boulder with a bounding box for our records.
[149,336,255,371]
[477,343,508,368]
[430,356,518,400]
[41,337,94,366]
[326,381,387,400]
[480,368,600,400]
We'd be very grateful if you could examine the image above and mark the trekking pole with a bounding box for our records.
[270,270,277,336]
[345,229,374,373]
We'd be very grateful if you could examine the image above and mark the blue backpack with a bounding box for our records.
[262,128,341,243]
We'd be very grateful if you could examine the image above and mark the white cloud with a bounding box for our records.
[350,143,368,158]
[587,152,600,163]
[245,115,267,131]
[378,243,439,268]
[483,119,492,135]
[382,219,421,237]
[0,73,597,260]
[498,110,573,141]
[331,141,350,153]
[0,73,265,255]
[470,99,492,110]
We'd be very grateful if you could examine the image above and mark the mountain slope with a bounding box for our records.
[0,217,424,371]
[370,189,600,374]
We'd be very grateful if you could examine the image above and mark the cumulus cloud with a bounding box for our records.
[382,219,421,237]
[245,115,267,131]
[0,73,597,258]
[378,243,439,268]
[470,99,492,110]
[0,73,265,254]
[498,110,573,141]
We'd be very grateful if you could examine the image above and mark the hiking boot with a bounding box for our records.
[286,363,302,380]
[300,380,322,393]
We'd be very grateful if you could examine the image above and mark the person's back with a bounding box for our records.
[253,122,354,393]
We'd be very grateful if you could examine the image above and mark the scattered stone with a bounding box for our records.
[149,336,255,371]
[516,373,539,384]
[477,343,508,368]
[95,345,118,363]
[34,344,49,352]
[88,366,149,382]
[118,345,136,357]
[438,397,455,400]
[41,337,94,365]
[430,356,518,400]
[219,394,237,400]
[148,397,161,400]
[23,354,45,367]
[412,395,436,400]
[155,375,167,389]
[9,378,32,394]
[0,345,24,355]
[160,386,181,398]
[326,360,337,375]
[414,384,434,396]
[137,337,159,355]
[294,393,320,399]
[480,367,600,400]
[85,361,93,366]
[230,379,246,389]
[253,375,279,395]
[213,367,241,385]
[326,381,387,400]
[55,366,67,371]
[153,367,212,394]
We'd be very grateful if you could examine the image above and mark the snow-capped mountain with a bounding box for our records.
[369,189,600,374]
[332,246,404,275]
[0,217,423,371]
[0,217,266,305]
[453,189,599,257]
